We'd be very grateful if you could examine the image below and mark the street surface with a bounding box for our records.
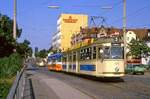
[27,64,150,99]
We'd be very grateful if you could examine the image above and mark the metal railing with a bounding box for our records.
[7,66,26,99]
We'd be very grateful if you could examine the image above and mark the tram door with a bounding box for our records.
[62,54,67,71]
[71,51,79,73]
[96,46,104,74]
[76,50,80,73]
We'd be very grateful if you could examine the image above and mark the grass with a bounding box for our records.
[0,77,15,99]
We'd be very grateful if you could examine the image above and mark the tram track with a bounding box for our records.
[69,84,98,99]
[109,83,148,95]
[104,79,150,98]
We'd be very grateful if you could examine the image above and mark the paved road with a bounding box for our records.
[36,66,150,99]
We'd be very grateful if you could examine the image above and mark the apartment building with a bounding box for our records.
[52,13,88,51]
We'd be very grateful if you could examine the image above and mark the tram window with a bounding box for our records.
[93,46,96,59]
[62,56,67,62]
[80,48,92,60]
[104,47,110,59]
[89,47,92,59]
[111,47,123,59]
[80,50,83,60]
[69,55,72,61]
[83,47,91,60]
[81,49,85,60]
[84,48,86,60]
[87,47,92,60]
[98,47,102,59]
[86,48,89,59]
[57,58,61,62]
[73,52,76,61]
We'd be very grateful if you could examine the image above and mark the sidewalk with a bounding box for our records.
[30,72,93,99]
[23,71,36,99]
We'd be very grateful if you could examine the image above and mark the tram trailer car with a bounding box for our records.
[47,53,63,71]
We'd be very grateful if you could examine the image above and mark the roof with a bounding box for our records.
[80,26,150,40]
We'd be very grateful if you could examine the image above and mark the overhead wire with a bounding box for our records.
[95,0,123,27]
[88,0,122,27]
[127,23,150,28]
[100,0,122,16]
[111,4,150,26]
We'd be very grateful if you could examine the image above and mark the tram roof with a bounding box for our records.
[93,38,123,44]
[48,53,62,59]
[68,38,123,51]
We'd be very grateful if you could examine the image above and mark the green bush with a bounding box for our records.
[0,53,23,79]
[0,53,23,99]
[0,79,13,99]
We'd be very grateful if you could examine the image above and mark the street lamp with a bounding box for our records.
[13,0,17,52]
[101,6,112,9]
[48,6,60,9]
[48,5,112,10]
[123,0,127,67]
[13,0,17,40]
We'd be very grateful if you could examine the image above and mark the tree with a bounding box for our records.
[0,13,22,57]
[0,13,32,58]
[128,39,150,58]
[17,39,32,58]
[35,49,48,58]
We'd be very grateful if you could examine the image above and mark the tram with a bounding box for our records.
[62,38,125,77]
[47,53,63,71]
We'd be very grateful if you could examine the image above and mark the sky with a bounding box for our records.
[0,0,150,50]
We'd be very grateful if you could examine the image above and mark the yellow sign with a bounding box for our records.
[63,16,78,23]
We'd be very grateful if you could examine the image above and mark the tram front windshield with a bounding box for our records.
[111,47,123,59]
[103,46,123,59]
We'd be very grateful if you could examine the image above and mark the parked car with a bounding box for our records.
[36,58,46,67]
[142,64,150,70]
[38,61,45,66]
[125,64,145,75]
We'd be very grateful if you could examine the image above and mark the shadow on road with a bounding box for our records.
[38,67,125,83]
[61,71,125,83]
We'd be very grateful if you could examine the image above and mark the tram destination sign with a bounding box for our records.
[111,42,121,46]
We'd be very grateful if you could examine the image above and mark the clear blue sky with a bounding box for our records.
[0,0,150,50]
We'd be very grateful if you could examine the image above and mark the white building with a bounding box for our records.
[126,31,136,44]
[143,31,150,65]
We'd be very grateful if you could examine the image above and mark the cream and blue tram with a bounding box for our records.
[62,40,125,77]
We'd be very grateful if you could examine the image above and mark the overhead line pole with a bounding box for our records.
[13,0,17,40]
[123,0,127,67]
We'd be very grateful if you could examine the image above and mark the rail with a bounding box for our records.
[7,65,26,99]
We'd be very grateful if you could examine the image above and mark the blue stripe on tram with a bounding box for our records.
[80,64,96,71]
[73,64,76,70]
